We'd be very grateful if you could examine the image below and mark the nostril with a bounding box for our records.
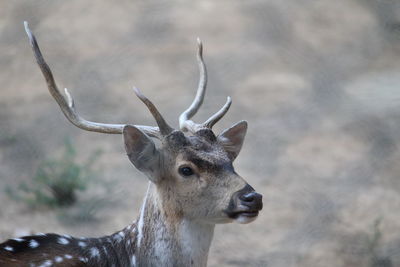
[240,192,256,202]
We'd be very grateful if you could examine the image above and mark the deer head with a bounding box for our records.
[23,22,262,227]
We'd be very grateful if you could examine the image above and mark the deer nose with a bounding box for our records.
[239,191,263,210]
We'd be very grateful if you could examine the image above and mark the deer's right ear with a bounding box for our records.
[217,120,247,161]
[123,125,161,183]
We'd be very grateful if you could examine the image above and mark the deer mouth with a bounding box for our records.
[226,209,260,224]
[236,210,259,217]
[227,210,259,219]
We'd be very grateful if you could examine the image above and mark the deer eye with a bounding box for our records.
[179,166,194,177]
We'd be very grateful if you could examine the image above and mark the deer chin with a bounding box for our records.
[233,211,259,224]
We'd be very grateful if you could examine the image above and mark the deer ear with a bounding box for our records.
[123,125,161,182]
[217,120,247,161]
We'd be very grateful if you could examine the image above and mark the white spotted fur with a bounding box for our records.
[29,239,39,248]
[57,237,69,245]
[89,247,99,258]
[4,246,13,252]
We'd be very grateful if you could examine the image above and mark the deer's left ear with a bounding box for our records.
[217,120,247,161]
[123,125,161,183]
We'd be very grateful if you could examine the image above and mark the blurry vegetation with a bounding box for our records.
[5,138,102,208]
[368,217,392,267]
[0,130,17,146]
[57,197,112,225]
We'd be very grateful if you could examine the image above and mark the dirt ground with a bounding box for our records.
[1,1,400,266]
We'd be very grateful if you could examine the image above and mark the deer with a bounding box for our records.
[0,21,263,267]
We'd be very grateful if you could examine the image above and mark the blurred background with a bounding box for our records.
[1,0,400,266]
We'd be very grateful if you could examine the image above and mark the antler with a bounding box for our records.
[179,38,232,133]
[132,87,173,136]
[24,21,172,139]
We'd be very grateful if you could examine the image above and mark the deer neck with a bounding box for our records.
[134,182,215,267]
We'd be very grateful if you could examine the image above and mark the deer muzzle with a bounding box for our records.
[225,184,263,224]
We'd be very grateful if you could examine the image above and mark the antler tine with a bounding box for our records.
[179,38,207,132]
[202,96,232,129]
[132,87,173,136]
[24,21,160,138]
[179,39,232,133]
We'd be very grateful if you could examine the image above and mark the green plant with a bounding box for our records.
[368,217,392,267]
[6,138,101,208]
[57,197,110,225]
